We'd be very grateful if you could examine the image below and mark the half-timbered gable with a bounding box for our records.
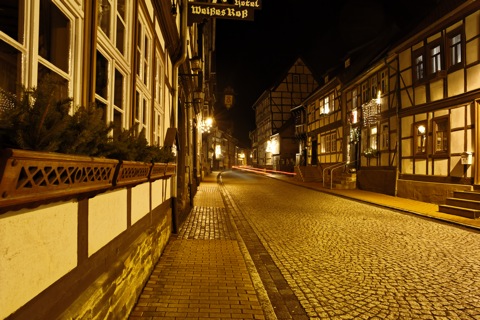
[252,57,318,169]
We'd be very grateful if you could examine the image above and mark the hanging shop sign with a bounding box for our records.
[188,1,261,25]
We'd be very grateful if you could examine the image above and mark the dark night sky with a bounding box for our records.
[214,0,442,146]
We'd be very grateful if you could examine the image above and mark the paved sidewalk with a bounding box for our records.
[129,172,271,320]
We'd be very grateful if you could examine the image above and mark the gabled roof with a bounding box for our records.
[252,56,318,109]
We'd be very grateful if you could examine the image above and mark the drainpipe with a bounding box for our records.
[171,0,188,233]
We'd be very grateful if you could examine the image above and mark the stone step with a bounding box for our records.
[438,204,480,219]
[445,197,480,210]
[453,190,480,201]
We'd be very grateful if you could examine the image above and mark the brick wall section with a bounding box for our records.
[62,206,172,319]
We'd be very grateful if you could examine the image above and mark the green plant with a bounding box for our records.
[0,80,176,163]
[0,78,72,151]
[59,105,114,156]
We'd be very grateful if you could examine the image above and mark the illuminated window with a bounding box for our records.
[414,122,427,155]
[331,132,337,152]
[352,89,358,109]
[413,49,425,82]
[430,44,442,74]
[370,126,378,150]
[448,29,463,71]
[323,96,329,114]
[433,117,449,154]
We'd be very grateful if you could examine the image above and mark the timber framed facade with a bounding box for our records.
[251,57,318,171]
[296,0,480,204]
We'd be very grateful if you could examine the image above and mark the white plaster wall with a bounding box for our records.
[448,70,465,97]
[0,202,77,319]
[430,79,444,102]
[131,183,151,224]
[152,179,170,208]
[89,189,128,256]
[402,158,413,174]
[415,159,427,175]
[467,64,480,91]
[466,38,479,65]
[451,131,465,154]
[434,158,449,176]
[451,107,465,129]
[414,85,426,105]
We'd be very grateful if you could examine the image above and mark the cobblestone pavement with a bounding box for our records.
[220,170,480,320]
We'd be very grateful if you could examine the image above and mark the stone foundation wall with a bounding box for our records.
[357,169,397,196]
[397,179,473,204]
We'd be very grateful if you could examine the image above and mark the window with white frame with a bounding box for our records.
[0,0,79,99]
[95,0,131,137]
[38,0,75,101]
[134,13,152,139]
[0,1,26,93]
[153,49,165,145]
[98,0,128,55]
[136,18,150,86]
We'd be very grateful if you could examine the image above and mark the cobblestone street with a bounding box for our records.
[221,171,480,320]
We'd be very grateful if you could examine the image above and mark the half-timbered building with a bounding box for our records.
[391,0,480,210]
[251,57,318,171]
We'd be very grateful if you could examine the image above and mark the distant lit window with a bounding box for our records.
[352,89,358,109]
[434,117,449,154]
[362,82,369,103]
[448,29,463,71]
[430,44,442,74]
[414,121,427,155]
[413,50,425,82]
[331,132,337,152]
[380,71,387,94]
[322,96,329,114]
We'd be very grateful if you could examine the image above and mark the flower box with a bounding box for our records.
[0,149,118,213]
[113,160,152,187]
[165,163,176,177]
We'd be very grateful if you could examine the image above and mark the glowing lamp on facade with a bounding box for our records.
[418,124,426,135]
[376,90,381,104]
[215,145,222,157]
